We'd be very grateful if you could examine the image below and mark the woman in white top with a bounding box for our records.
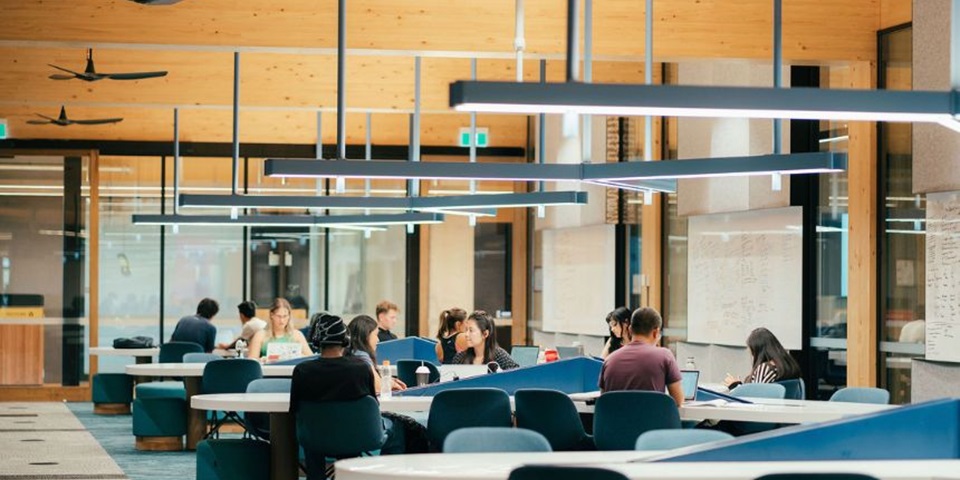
[246,297,312,360]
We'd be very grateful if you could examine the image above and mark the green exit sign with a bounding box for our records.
[458,127,489,148]
[0,120,7,139]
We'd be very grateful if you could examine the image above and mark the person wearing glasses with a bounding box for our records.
[246,297,312,361]
[451,311,519,371]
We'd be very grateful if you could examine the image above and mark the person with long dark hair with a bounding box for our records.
[435,307,468,364]
[450,311,518,370]
[725,327,801,388]
[601,306,632,359]
[346,314,406,392]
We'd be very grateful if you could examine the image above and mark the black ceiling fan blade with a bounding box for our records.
[47,64,82,77]
[104,71,168,80]
[26,119,52,125]
[72,118,124,125]
[35,113,58,121]
[49,74,76,80]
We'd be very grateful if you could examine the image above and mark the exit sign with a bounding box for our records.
[0,119,7,139]
[458,127,489,148]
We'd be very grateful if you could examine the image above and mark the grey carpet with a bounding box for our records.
[66,403,194,480]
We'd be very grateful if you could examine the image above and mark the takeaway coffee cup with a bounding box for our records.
[415,363,431,386]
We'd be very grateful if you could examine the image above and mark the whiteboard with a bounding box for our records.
[925,192,960,362]
[687,207,803,350]
[542,225,615,336]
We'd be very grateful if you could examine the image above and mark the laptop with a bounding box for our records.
[555,345,583,360]
[680,369,700,401]
[511,345,540,367]
[265,342,302,362]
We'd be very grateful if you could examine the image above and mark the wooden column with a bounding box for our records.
[89,150,100,380]
[846,61,879,387]
[641,116,664,311]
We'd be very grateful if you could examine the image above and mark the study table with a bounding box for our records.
[90,346,159,363]
[336,454,960,480]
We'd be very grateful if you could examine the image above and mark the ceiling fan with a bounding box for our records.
[48,49,168,82]
[27,106,123,126]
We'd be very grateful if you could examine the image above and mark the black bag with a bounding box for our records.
[113,336,155,349]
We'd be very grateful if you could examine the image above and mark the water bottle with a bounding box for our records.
[415,362,430,387]
[379,360,393,399]
[685,356,697,370]
[235,339,247,358]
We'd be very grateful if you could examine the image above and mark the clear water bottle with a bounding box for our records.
[379,360,393,399]
[685,356,697,370]
[235,339,247,358]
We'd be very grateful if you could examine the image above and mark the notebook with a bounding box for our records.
[265,342,302,362]
[680,369,700,401]
[511,345,540,367]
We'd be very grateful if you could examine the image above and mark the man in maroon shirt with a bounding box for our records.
[598,307,685,407]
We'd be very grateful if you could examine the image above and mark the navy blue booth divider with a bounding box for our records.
[653,398,960,462]
[396,357,603,397]
[376,337,439,365]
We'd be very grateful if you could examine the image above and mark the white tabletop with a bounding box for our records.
[126,362,295,377]
[191,393,433,414]
[90,346,159,357]
[337,452,659,480]
[336,455,960,480]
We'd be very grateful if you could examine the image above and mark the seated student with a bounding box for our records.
[246,298,312,362]
[725,327,801,388]
[435,308,468,364]
[451,311,519,370]
[290,313,404,454]
[599,307,684,407]
[217,300,266,351]
[171,297,219,353]
[345,314,407,392]
[601,306,632,359]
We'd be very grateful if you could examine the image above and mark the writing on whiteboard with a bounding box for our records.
[926,192,960,362]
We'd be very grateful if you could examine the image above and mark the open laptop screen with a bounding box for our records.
[511,346,540,367]
[680,369,700,401]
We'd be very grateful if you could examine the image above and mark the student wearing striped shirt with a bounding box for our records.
[725,327,801,389]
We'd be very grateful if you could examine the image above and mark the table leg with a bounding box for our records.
[269,412,298,480]
[185,376,205,450]
[135,356,153,364]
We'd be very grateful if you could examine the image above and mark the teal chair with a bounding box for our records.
[245,378,292,440]
[593,391,681,451]
[730,383,786,399]
[132,396,186,450]
[635,429,734,450]
[159,341,204,363]
[196,439,270,480]
[443,427,552,453]
[427,388,513,452]
[91,373,133,414]
[776,378,805,400]
[396,359,440,386]
[508,466,629,480]
[515,388,593,451]
[296,397,384,480]
[757,475,880,480]
[201,359,263,437]
[829,387,890,404]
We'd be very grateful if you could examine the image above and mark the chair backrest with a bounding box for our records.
[593,391,681,451]
[159,341,204,363]
[201,359,263,395]
[730,382,786,399]
[245,378,293,440]
[776,378,805,400]
[829,387,890,404]
[635,428,734,451]
[515,388,591,451]
[508,466,629,480]
[756,474,880,480]
[295,397,384,457]
[183,352,222,364]
[427,388,513,451]
[396,359,441,387]
[443,427,552,453]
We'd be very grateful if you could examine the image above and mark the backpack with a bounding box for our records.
[113,336,155,349]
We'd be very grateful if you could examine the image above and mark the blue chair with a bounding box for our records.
[444,427,552,453]
[196,439,270,480]
[830,387,890,404]
[159,341,204,363]
[730,383,786,399]
[635,429,734,450]
[427,388,513,452]
[776,378,806,400]
[132,396,186,450]
[593,391,680,451]
[184,353,222,363]
[201,359,263,437]
[244,378,292,440]
[296,397,384,480]
[92,373,133,414]
[515,388,593,451]
[508,466,629,480]
[396,360,440,387]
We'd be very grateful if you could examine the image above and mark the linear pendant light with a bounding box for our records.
[132,212,443,227]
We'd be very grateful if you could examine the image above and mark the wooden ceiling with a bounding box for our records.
[0,0,907,148]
